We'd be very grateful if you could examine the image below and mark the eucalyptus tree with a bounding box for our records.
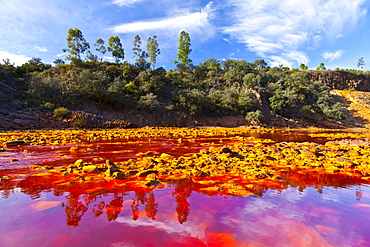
[62,28,90,63]
[95,38,107,62]
[132,35,148,69]
[108,36,125,63]
[147,35,160,69]
[174,31,192,71]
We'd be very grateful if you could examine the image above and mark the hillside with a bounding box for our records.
[1,60,370,129]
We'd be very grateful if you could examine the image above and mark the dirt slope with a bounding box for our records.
[332,90,370,128]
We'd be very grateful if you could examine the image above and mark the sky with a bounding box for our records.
[1,0,370,70]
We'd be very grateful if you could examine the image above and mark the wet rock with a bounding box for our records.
[73,159,85,168]
[220,146,232,154]
[136,170,158,177]
[145,180,162,187]
[111,172,126,180]
[190,169,208,177]
[0,175,11,181]
[145,173,158,181]
[82,165,99,174]
[6,140,26,146]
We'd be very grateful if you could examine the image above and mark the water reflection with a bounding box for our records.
[0,169,368,228]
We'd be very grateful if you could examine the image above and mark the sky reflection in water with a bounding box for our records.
[1,130,370,246]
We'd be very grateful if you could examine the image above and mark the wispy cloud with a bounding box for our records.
[321,50,345,62]
[0,51,30,66]
[222,0,367,67]
[112,0,146,7]
[34,46,48,52]
[109,1,214,37]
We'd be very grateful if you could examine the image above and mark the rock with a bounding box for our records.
[74,159,85,169]
[82,165,99,174]
[0,175,11,181]
[111,172,126,179]
[220,146,232,153]
[190,169,208,177]
[145,173,158,181]
[145,180,162,187]
[6,140,26,146]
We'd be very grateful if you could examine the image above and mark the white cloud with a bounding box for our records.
[321,50,345,62]
[0,51,30,66]
[222,0,367,67]
[56,53,67,57]
[112,0,146,7]
[109,2,214,37]
[34,46,48,52]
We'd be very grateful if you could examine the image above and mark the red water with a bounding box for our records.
[1,131,370,246]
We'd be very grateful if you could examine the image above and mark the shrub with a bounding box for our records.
[53,107,69,118]
[301,105,315,118]
[322,103,345,120]
[71,117,87,128]
[138,93,161,112]
[43,102,55,111]
[245,110,263,124]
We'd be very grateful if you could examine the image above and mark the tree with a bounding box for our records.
[174,31,192,71]
[147,35,160,70]
[62,28,90,63]
[316,63,326,70]
[300,63,308,70]
[132,35,148,69]
[357,57,365,70]
[95,38,107,62]
[54,58,65,65]
[108,36,124,63]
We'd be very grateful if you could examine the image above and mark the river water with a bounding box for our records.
[1,130,370,246]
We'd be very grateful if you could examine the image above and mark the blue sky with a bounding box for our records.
[1,0,370,70]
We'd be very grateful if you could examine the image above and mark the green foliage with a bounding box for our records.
[71,117,87,128]
[54,58,65,65]
[43,102,55,111]
[316,63,326,70]
[108,36,124,63]
[138,93,162,112]
[63,28,90,63]
[132,35,149,69]
[95,38,107,61]
[53,107,69,118]
[321,103,344,120]
[2,26,352,125]
[245,110,263,124]
[174,31,192,71]
[147,35,160,70]
[269,90,290,115]
[300,63,308,70]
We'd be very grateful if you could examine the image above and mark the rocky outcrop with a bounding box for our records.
[68,111,133,128]
[309,71,370,91]
[0,108,70,129]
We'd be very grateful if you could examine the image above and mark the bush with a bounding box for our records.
[53,107,69,118]
[71,117,87,128]
[322,103,344,120]
[43,102,55,111]
[245,110,263,124]
[138,93,161,112]
[301,105,315,118]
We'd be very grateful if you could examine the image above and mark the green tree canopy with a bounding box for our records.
[108,36,125,63]
[300,63,308,70]
[316,63,326,70]
[147,35,160,70]
[132,35,149,69]
[95,38,107,61]
[62,28,90,63]
[174,31,192,71]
